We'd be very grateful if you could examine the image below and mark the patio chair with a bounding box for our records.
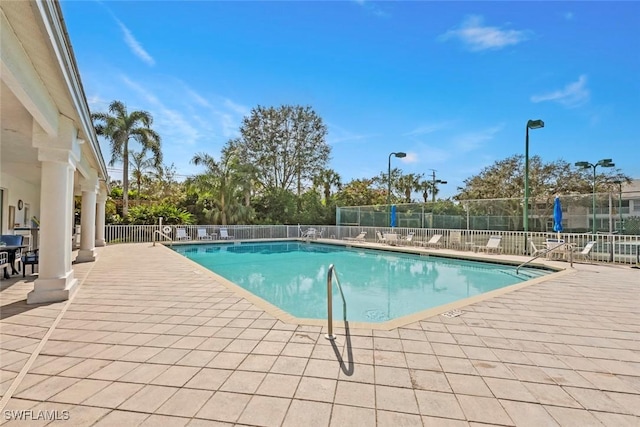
[385,233,399,246]
[421,234,443,248]
[574,241,596,262]
[21,249,39,277]
[530,240,546,256]
[376,231,387,244]
[301,228,317,239]
[448,230,463,249]
[0,251,10,279]
[197,228,215,240]
[219,228,234,240]
[344,231,367,242]
[475,236,503,254]
[176,228,190,241]
[400,232,415,246]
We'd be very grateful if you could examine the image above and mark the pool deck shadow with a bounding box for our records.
[0,242,638,426]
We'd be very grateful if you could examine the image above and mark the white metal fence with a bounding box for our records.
[104,225,640,266]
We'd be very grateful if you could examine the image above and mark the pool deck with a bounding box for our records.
[1,242,638,426]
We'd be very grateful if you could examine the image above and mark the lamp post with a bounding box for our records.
[387,152,406,226]
[524,119,544,254]
[429,169,447,203]
[612,179,624,233]
[575,159,615,234]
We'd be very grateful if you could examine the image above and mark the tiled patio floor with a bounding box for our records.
[1,242,638,426]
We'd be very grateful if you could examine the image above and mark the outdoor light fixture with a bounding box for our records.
[575,158,615,234]
[430,169,447,203]
[524,119,544,254]
[387,152,406,227]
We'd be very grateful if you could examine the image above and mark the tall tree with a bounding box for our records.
[397,173,423,203]
[233,105,330,199]
[313,169,342,203]
[417,179,433,203]
[92,101,162,216]
[189,152,252,225]
[129,150,154,203]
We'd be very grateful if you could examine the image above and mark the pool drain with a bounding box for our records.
[441,309,463,318]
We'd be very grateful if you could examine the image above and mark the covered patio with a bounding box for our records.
[1,0,109,303]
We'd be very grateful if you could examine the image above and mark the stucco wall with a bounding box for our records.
[0,173,40,233]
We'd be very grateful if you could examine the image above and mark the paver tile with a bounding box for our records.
[256,373,300,398]
[294,377,336,403]
[156,388,213,417]
[237,395,291,427]
[543,405,605,426]
[457,394,514,425]
[82,382,144,408]
[219,370,265,393]
[375,385,419,413]
[150,365,200,387]
[183,367,232,390]
[49,378,111,404]
[329,404,376,427]
[196,391,250,422]
[410,369,452,392]
[446,373,493,397]
[92,409,149,426]
[415,390,465,420]
[500,400,559,427]
[139,414,190,427]
[282,399,331,427]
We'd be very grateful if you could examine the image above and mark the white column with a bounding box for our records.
[28,151,78,304]
[76,175,98,263]
[95,190,107,247]
[28,116,80,304]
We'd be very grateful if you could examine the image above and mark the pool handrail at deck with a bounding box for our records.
[516,241,573,274]
[326,264,346,340]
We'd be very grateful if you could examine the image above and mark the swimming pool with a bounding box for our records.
[174,241,549,323]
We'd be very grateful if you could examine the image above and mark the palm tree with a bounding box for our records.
[397,173,423,203]
[92,100,162,216]
[313,169,342,203]
[189,152,252,225]
[129,150,154,204]
[418,179,433,203]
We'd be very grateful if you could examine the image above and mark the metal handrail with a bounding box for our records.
[152,230,173,247]
[516,241,573,274]
[326,264,346,340]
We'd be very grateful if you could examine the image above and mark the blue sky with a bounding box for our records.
[60,1,640,199]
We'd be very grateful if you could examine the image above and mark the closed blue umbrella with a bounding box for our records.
[390,205,397,227]
[553,196,563,238]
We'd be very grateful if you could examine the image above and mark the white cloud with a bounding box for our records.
[120,75,201,145]
[439,15,530,51]
[326,122,377,145]
[531,75,590,107]
[404,121,454,136]
[452,125,504,152]
[401,152,419,164]
[352,0,389,18]
[116,20,155,66]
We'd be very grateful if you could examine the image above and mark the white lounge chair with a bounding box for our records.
[376,231,387,244]
[219,228,234,240]
[302,228,317,239]
[344,231,366,242]
[197,228,215,240]
[448,230,463,249]
[530,240,546,256]
[574,241,596,262]
[176,228,190,241]
[400,232,415,246]
[421,234,443,248]
[475,236,502,254]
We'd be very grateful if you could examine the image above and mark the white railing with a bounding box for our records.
[104,225,640,265]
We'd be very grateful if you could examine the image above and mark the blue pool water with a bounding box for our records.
[174,241,549,323]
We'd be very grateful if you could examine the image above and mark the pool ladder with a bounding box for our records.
[325,264,346,340]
